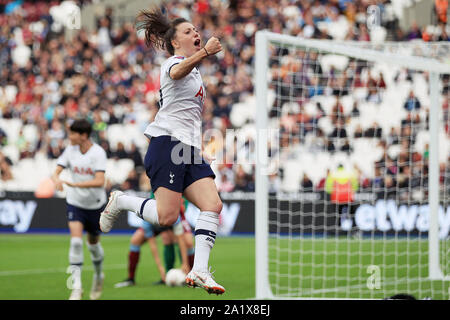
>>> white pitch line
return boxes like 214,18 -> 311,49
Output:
0,264 -> 127,277
276,277 -> 449,298
302,278 -> 424,295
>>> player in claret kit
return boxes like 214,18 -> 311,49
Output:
99,6 -> 225,295
51,119 -> 107,300
114,196 -> 195,288
114,215 -> 195,288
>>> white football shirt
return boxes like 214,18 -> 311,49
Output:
144,55 -> 205,149
56,143 -> 107,210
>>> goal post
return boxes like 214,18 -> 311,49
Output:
254,30 -> 450,299
255,31 -> 272,299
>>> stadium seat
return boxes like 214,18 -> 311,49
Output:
319,54 -> 349,73
0,118 -> 22,145
106,124 -> 127,150
105,159 -> 134,185
230,102 -> 249,127
1,145 -> 19,164
22,124 -> 39,148
281,160 -> 303,192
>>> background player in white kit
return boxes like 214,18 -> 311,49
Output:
99,7 -> 225,294
51,119 -> 107,300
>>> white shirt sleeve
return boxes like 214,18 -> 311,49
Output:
165,56 -> 184,79
56,147 -> 70,168
93,147 -> 107,172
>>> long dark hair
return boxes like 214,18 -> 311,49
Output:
136,7 -> 187,55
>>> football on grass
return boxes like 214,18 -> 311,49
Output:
165,268 -> 186,287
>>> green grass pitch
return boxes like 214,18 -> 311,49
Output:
0,234 -> 448,300
268,237 -> 449,299
0,234 -> 254,300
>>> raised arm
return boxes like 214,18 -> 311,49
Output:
169,37 -> 222,80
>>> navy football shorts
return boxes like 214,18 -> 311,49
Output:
144,135 -> 216,193
66,203 -> 106,236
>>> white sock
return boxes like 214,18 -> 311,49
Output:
69,237 -> 83,265
87,242 -> 104,277
68,237 -> 83,289
117,194 -> 159,225
192,211 -> 219,273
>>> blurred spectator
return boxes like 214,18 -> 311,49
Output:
350,101 -> 360,117
120,168 -> 140,191
330,98 -> 345,125
92,111 -> 107,143
442,74 -> 450,95
218,173 -> 235,193
316,168 -> 330,192
0,0 -> 449,195
0,151 -> 13,181
16,128 -> 34,159
329,123 -> 347,139
437,23 -> 449,41
47,120 -> 65,146
380,175 -> 396,200
0,127 -> 7,146
403,90 -> 421,111
326,139 -> 336,153
233,165 -> 254,192
353,164 -> 370,191
387,127 -> 400,145
406,22 -> 422,40
353,124 -> 363,138
99,139 -> 113,158
97,16 -> 113,54
268,172 -> 281,194
434,0 -> 449,25
325,164 -> 359,233
300,173 -> 313,192
47,138 -> 65,159
366,74 -> 385,104
363,122 -> 383,138
112,142 -> 129,160
128,142 -> 144,170
340,139 -> 352,154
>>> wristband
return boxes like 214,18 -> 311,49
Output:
203,47 -> 209,56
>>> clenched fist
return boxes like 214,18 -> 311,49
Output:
204,37 -> 222,56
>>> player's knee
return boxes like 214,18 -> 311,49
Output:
159,215 -> 178,226
131,228 -> 145,245
207,199 -> 223,214
197,197 -> 223,214
158,209 -> 179,226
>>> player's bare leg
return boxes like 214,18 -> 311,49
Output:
115,228 -> 146,288
153,187 -> 182,226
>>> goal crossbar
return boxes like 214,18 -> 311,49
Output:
256,31 -> 450,74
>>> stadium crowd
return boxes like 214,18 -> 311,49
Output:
0,0 -> 449,199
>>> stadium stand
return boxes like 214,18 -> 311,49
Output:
0,0 -> 449,199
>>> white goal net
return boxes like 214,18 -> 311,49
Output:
255,31 -> 450,299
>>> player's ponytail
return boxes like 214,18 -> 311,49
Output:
136,7 -> 187,55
